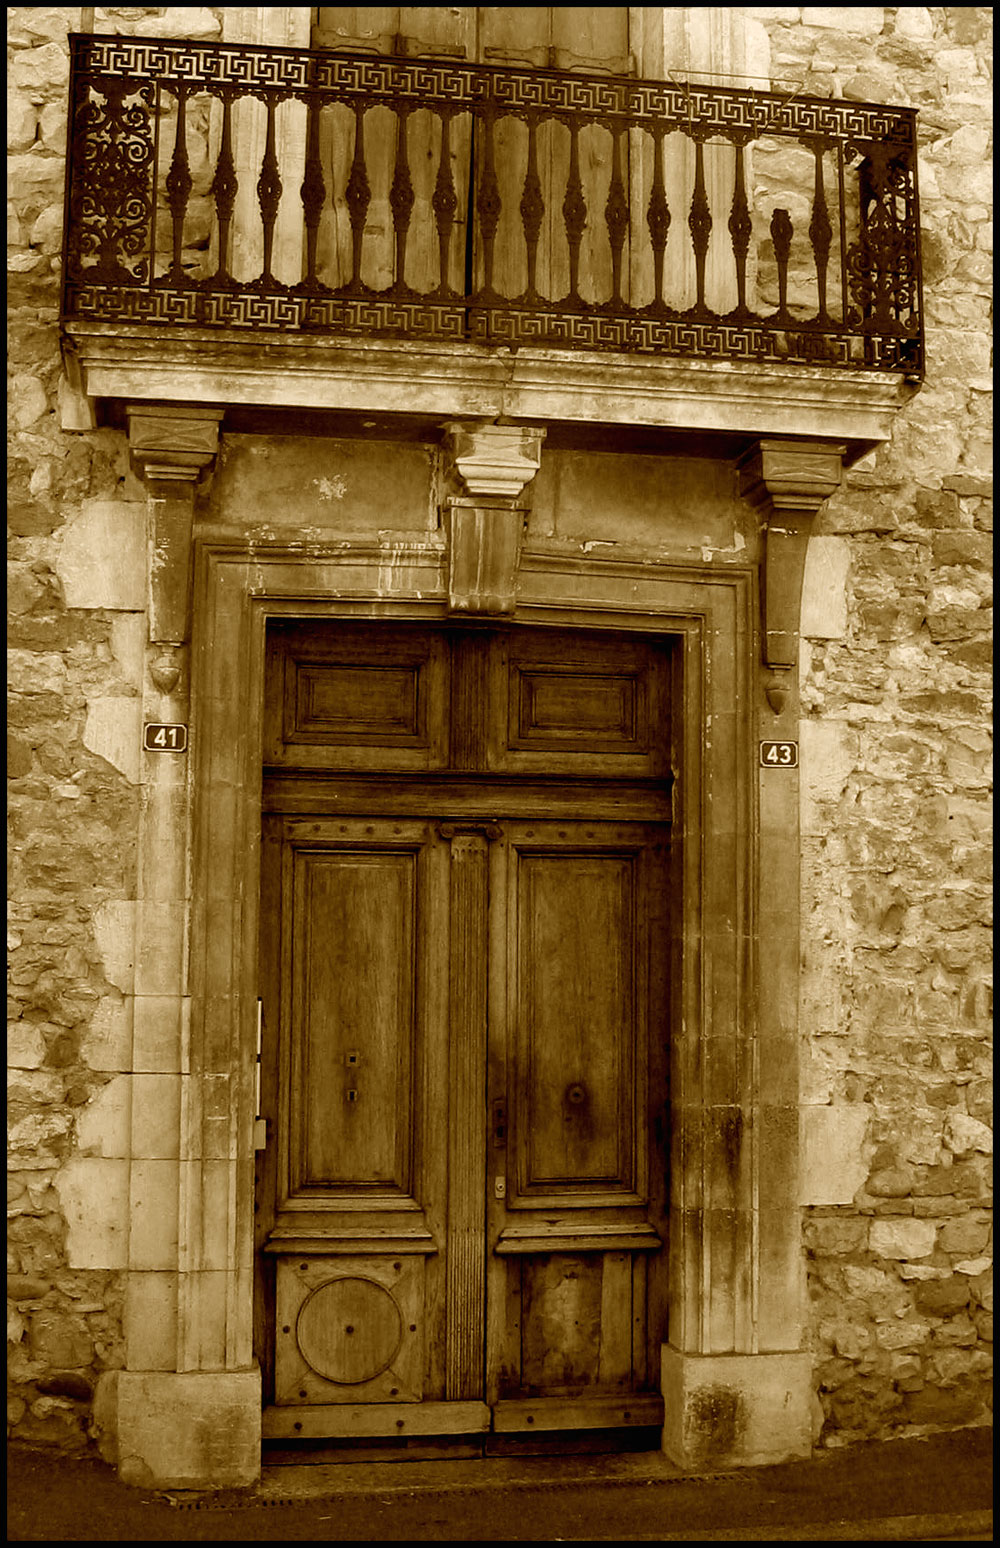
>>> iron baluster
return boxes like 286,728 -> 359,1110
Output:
687,137 -> 712,316
520,112 -> 544,303
344,101 -> 371,294
164,85 -> 193,283
604,120 -> 630,310
770,207 -> 793,323
299,92 -> 327,292
209,90 -> 239,288
645,124 -> 671,313
728,141 -> 752,318
432,109 -> 459,298
808,140 -> 833,323
389,105 -> 415,295
837,141 -> 849,336
255,94 -> 284,289
562,119 -> 587,306
475,97 -> 501,300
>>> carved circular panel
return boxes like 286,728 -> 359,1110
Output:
296,1276 -> 403,1385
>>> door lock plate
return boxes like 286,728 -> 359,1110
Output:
494,1176 -> 506,1199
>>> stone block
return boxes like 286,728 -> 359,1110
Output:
661,1347 -> 813,1469
76,1074 -> 131,1159
55,500 -> 145,612
11,373 -> 49,429
183,1269 -> 232,1368
874,1319 -> 931,1351
93,900 -> 136,994
109,615 -> 146,691
132,994 -> 186,1074
800,721 -> 858,835
128,1159 -> 180,1271
84,697 -> 142,785
54,1156 -> 129,1270
8,1022 -> 45,1069
28,1310 -> 94,1370
801,1104 -> 870,1205
137,784 -> 191,904
801,536 -> 849,639
943,1111 -> 993,1156
7,40 -> 69,91
937,1215 -> 992,1256
802,8 -> 884,36
91,1371 -> 119,1464
116,1369 -> 261,1489
894,6 -> 934,39
125,1272 -> 178,1371
134,901 -> 188,996
131,1074 -> 181,1160
81,994 -> 133,1073
804,1215 -> 868,1256
869,1218 -> 937,1260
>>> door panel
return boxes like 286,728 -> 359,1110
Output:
514,847 -> 638,1195
487,821 -> 668,1418
264,621 -> 450,772
291,845 -> 417,1191
258,814 -> 452,1431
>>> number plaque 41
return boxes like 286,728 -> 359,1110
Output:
144,723 -> 188,753
759,741 -> 798,768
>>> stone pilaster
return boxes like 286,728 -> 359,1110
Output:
442,423 -> 545,615
661,440 -> 845,1472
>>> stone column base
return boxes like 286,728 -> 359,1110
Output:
661,1346 -> 815,1470
112,1368 -> 261,1488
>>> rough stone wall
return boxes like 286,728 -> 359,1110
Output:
7,4 -> 226,1452
7,4 -> 993,1458
745,6 -> 993,1445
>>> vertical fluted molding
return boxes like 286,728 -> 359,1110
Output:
445,832 -> 489,1399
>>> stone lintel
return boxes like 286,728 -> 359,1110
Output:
127,406 -> 224,645
738,439 -> 846,671
67,327 -> 914,459
660,1347 -> 814,1470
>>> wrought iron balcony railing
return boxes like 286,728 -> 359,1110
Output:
62,34 -> 924,375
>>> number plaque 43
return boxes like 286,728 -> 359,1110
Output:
759,740 -> 798,768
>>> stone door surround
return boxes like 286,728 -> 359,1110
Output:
110,410 -> 844,1486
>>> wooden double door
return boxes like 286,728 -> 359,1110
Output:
257,622 -> 672,1449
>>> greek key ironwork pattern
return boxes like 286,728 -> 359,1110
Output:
62,33 -> 923,376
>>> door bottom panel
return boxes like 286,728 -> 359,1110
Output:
492,1394 -> 664,1432
263,1399 -> 491,1441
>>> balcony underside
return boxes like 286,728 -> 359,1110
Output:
63,322 -> 915,464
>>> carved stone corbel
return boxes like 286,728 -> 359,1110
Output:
442,423 -> 545,615
127,405 -> 224,645
738,439 -> 845,699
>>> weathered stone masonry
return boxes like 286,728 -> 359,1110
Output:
7,5 -> 992,1456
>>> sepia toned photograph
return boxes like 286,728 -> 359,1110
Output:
8,6 -> 991,1540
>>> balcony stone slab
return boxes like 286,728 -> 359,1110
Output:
63,324 -> 917,466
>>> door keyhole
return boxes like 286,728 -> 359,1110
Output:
492,1099 -> 507,1148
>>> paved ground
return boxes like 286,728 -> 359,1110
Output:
7,1426 -> 993,1542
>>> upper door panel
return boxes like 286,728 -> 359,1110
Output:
264,622 -> 450,773
264,622 -> 672,781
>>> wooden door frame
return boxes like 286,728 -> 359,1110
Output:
179,527 -> 806,1465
